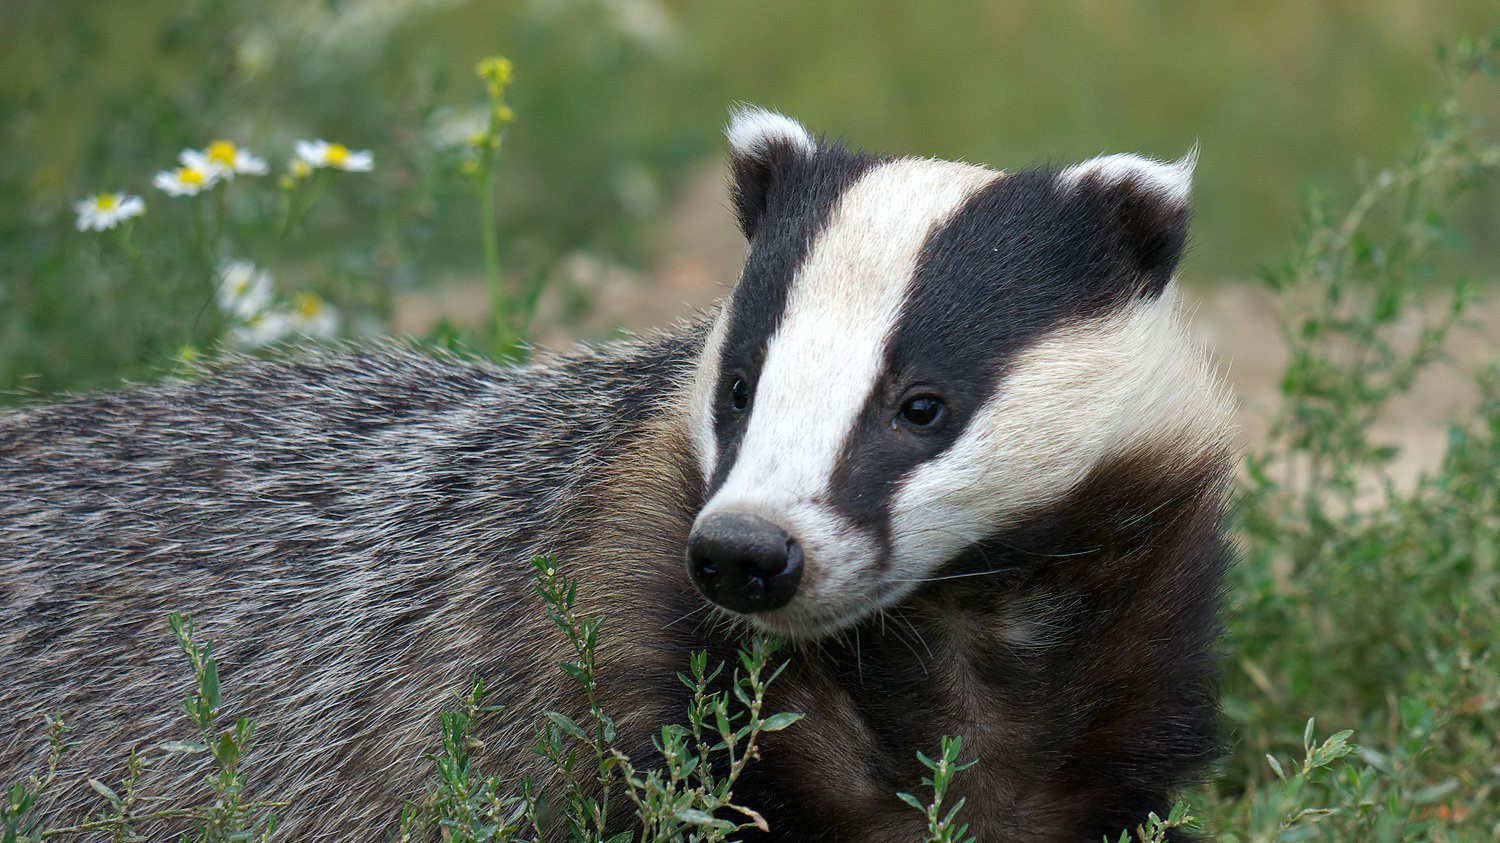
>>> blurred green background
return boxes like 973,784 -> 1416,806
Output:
2,0 -> 1498,399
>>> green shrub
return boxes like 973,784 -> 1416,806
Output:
1203,31 -> 1500,843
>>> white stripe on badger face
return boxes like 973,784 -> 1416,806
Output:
884,285 -> 1233,598
696,158 -> 999,633
690,304 -> 734,483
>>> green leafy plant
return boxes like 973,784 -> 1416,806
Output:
1110,802 -> 1201,843
397,557 -> 803,843
1,614 -> 282,842
897,736 -> 976,843
1205,30 -> 1500,843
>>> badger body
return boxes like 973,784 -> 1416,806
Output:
1,111 -> 1233,842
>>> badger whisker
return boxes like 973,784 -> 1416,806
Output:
662,603 -> 714,631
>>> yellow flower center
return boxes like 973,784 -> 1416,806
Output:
291,159 -> 313,179
325,144 -> 350,166
294,292 -> 324,317
207,140 -> 237,166
180,167 -> 206,187
95,194 -> 119,211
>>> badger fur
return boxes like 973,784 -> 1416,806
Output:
1,109 -> 1234,841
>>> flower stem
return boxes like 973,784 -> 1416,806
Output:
213,186 -> 226,256
480,164 -> 509,358
188,196 -> 213,277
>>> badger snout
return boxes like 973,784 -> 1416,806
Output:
687,512 -> 803,613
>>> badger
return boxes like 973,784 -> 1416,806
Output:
0,109 -> 1233,842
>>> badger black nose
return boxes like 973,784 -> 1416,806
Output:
688,513 -> 803,613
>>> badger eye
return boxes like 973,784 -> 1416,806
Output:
898,395 -> 945,429
728,375 -> 751,412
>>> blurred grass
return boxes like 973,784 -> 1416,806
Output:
5,0 -> 1499,273
3,2 -> 1499,401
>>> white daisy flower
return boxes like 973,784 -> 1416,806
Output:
229,292 -> 339,349
74,192 -> 145,231
286,292 -> 339,338
294,139 -> 374,172
228,311 -> 293,348
153,164 -> 219,197
216,260 -> 274,320
181,140 -> 269,180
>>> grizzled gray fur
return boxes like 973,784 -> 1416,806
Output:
1,339 -> 706,839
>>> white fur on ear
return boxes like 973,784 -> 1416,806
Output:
1060,146 -> 1197,206
726,106 -> 817,159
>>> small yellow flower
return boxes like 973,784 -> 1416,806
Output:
154,164 -> 218,197
181,140 -> 268,180
75,192 -> 145,231
295,139 -> 374,172
466,130 -> 501,154
494,104 -> 515,124
475,56 -> 513,89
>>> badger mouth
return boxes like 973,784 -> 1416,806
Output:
738,602 -> 875,640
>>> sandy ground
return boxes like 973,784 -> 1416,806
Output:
395,165 -> 1500,489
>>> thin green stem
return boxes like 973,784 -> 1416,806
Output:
113,222 -> 147,293
275,187 -> 293,239
479,164 -> 508,357
213,185 -> 226,257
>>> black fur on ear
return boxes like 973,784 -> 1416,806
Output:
1060,150 -> 1196,294
725,106 -> 817,239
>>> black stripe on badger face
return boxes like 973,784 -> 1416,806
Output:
826,163 -> 1192,549
688,109 -> 1222,638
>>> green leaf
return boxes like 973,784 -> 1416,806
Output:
675,807 -> 717,825
542,711 -> 588,743
1411,778 -> 1459,803
86,779 -> 121,806
215,731 -> 240,767
201,658 -> 220,711
1266,753 -> 1286,781
758,712 -> 802,732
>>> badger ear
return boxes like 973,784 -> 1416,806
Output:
725,106 -> 817,238
1060,148 -> 1196,292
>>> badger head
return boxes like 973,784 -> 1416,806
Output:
686,107 -> 1231,639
